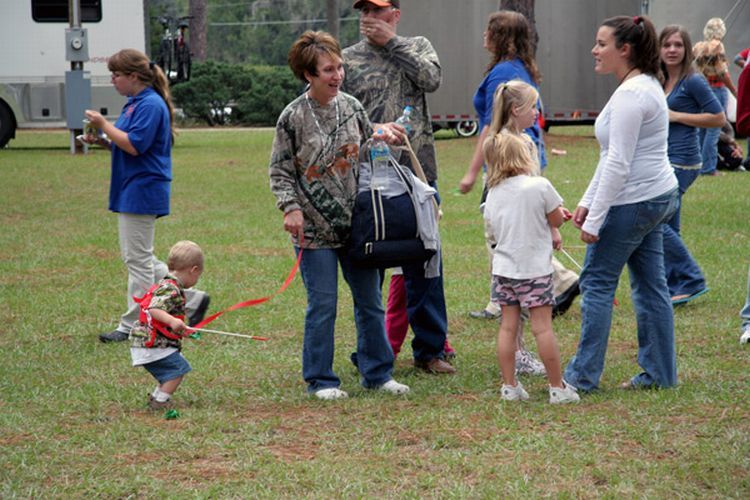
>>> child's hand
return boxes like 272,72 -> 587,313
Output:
551,227 -> 562,250
561,207 -> 573,222
169,318 -> 187,336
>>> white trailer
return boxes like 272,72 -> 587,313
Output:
397,0 -> 749,134
0,0 -> 147,147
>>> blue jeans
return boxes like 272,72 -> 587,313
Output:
741,266 -> 750,330
699,86 -> 728,175
297,247 -> 394,392
564,189 -> 679,391
663,166 -> 706,297
401,259 -> 449,362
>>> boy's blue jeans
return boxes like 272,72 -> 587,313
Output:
564,189 -> 679,391
741,266 -> 750,331
297,247 -> 394,393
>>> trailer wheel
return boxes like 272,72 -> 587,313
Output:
455,120 -> 478,137
0,101 -> 16,148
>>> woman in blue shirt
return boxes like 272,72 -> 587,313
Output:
659,26 -> 724,305
84,49 -> 208,343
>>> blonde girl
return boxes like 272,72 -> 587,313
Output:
482,130 -> 579,404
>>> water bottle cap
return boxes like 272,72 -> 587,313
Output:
404,106 -> 412,113
376,129 -> 384,136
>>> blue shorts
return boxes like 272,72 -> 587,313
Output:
143,351 -> 192,384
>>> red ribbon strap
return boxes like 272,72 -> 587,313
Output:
191,250 -> 302,330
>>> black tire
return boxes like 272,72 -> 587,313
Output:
0,101 -> 16,148
455,120 -> 478,137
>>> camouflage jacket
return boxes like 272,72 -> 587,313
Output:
269,92 -> 371,248
129,274 -> 186,350
342,35 -> 441,183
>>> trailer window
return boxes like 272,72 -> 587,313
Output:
32,0 -> 102,23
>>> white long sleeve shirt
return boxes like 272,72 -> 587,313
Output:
580,74 -> 677,236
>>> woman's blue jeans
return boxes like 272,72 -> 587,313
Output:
662,166 -> 706,297
699,86 -> 728,175
564,189 -> 679,391
297,247 -> 394,392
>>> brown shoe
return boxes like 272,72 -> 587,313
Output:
414,357 -> 456,374
147,395 -> 174,410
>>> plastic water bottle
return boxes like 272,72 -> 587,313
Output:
395,105 -> 413,137
370,129 -> 390,190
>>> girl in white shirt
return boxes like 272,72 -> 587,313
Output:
564,15 -> 679,393
484,130 -> 579,404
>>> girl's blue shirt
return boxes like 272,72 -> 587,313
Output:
109,86 -> 172,216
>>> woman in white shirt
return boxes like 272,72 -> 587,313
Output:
564,15 -> 679,393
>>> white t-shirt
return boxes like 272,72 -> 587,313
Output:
484,175 -> 563,279
580,74 -> 678,236
131,347 -> 177,366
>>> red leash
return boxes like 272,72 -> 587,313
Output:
191,249 -> 302,330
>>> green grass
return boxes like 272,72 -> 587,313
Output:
1,127 -> 748,497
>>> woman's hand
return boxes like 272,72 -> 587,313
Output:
580,230 -> 599,244
283,209 -> 304,242
458,171 -> 477,194
571,206 -> 588,229
85,109 -> 106,128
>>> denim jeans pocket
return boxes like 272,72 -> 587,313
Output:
632,190 -> 678,234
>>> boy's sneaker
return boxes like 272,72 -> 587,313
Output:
377,379 -> 410,395
313,388 -> 348,401
188,293 -> 211,327
549,381 -> 580,404
515,350 -> 546,376
740,327 -> 750,344
501,381 -> 529,401
147,395 -> 174,410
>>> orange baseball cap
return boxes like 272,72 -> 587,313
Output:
353,0 -> 400,9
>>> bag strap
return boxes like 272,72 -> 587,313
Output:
394,136 -> 439,216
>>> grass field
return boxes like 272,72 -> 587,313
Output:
1,127 -> 748,497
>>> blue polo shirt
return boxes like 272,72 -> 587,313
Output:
109,87 -> 172,216
666,73 -> 723,166
473,58 -> 546,168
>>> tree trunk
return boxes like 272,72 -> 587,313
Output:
189,0 -> 208,61
499,0 -> 537,55
327,0 -> 339,40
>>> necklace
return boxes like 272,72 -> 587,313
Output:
305,93 -> 340,162
619,66 -> 638,85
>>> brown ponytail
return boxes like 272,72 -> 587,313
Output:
108,48 -> 176,143
601,15 -> 660,77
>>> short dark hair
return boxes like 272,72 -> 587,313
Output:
601,15 -> 660,76
287,31 -> 342,83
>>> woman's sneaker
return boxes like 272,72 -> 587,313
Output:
501,381 -> 529,401
313,388 -> 348,401
549,381 -> 580,404
377,379 -> 410,395
515,350 -> 546,376
740,327 -> 750,344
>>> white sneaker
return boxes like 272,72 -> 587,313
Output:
515,350 -> 546,376
313,388 -> 348,400
549,381 -> 580,404
740,327 -> 750,345
501,381 -> 529,401
377,379 -> 410,395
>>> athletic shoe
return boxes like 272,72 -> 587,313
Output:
313,388 -> 348,401
468,309 -> 501,320
549,381 -> 580,404
515,350 -> 546,376
188,293 -> 211,326
501,381 -> 529,401
740,327 -> 750,345
377,379 -> 410,395
147,395 -> 174,410
99,329 -> 129,343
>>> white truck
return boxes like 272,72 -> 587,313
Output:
0,0 -> 146,147
398,0 -> 750,134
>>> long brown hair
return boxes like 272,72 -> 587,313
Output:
659,25 -> 695,84
485,10 -> 541,84
108,48 -> 175,142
